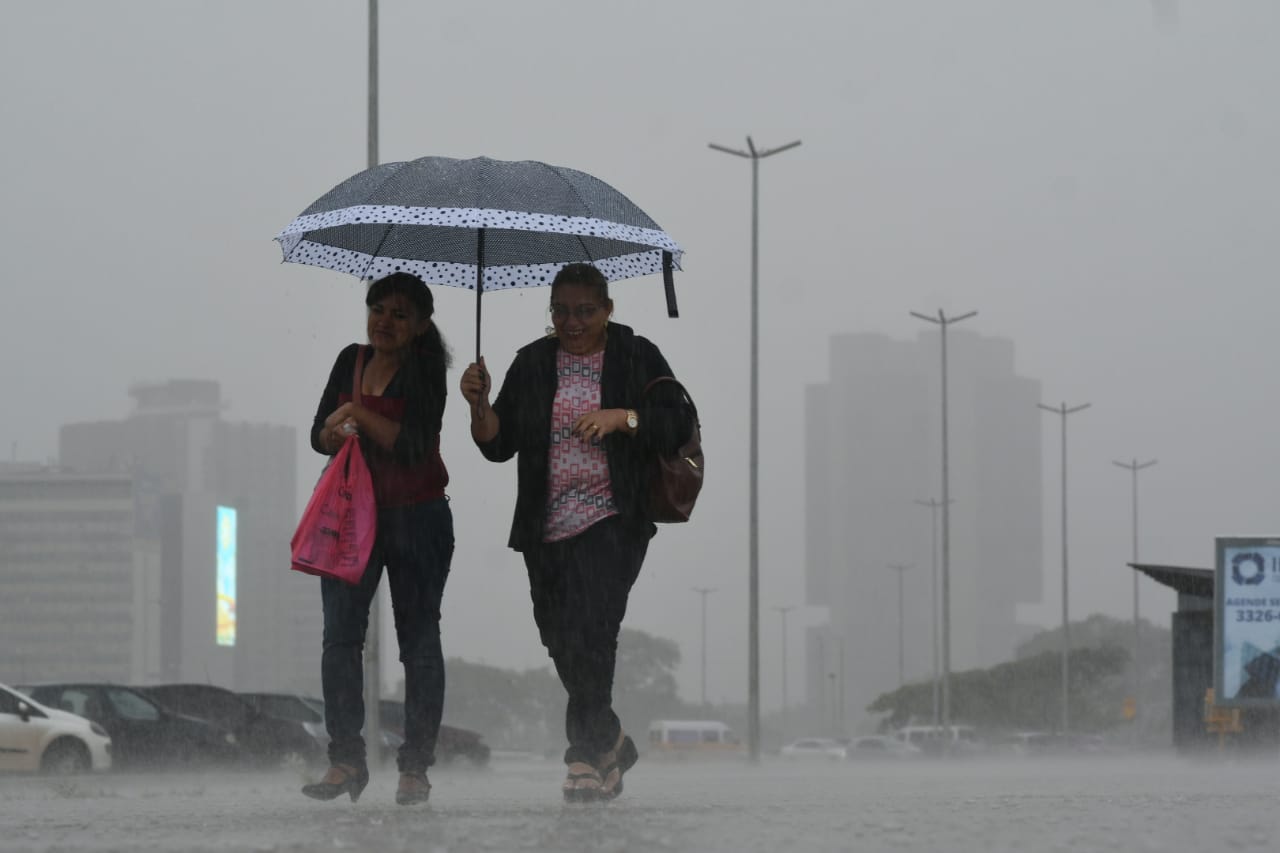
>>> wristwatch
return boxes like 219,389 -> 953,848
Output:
625,409 -> 639,431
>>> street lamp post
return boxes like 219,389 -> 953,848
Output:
888,564 -> 912,689
1114,457 -> 1156,729
772,605 -> 795,743
709,135 -> 801,763
909,309 -> 977,731
692,587 -> 716,707
1038,400 -> 1091,734
914,498 -> 949,728
363,0 -> 382,767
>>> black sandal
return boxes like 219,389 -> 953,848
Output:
597,733 -> 639,800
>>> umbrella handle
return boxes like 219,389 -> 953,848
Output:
475,228 -> 486,421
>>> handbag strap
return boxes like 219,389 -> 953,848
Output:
352,346 -> 366,406
642,376 -> 699,424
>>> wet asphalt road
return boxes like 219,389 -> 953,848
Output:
2,753 -> 1278,852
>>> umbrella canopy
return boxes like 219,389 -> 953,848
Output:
276,156 -> 683,358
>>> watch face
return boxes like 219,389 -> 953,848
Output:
627,412 -> 638,429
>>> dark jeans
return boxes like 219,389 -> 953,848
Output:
523,515 -> 648,765
321,497 -> 453,773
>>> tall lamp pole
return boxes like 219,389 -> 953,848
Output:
1038,400 -> 1091,734
909,309 -> 977,731
914,498 -> 949,728
692,587 -> 716,707
1114,457 -> 1156,728
772,605 -> 795,743
363,0 -> 382,767
710,135 -> 801,762
888,564 -> 912,689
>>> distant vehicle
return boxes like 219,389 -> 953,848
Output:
998,731 -> 1107,757
239,693 -> 480,766
894,725 -> 984,756
238,692 -> 327,754
138,684 -> 321,769
377,700 -> 491,767
0,681 -> 111,773
844,735 -> 921,760
648,720 -> 742,754
780,737 -> 848,760
17,683 -> 239,769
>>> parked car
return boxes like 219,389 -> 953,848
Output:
780,737 -> 848,760
844,735 -> 921,760
894,725 -> 985,756
17,683 -> 240,769
239,692 -> 413,765
378,699 -> 491,766
0,681 -> 111,773
238,692 -> 327,753
138,684 -> 322,769
997,731 -> 1107,757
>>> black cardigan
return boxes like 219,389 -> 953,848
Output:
310,342 -> 447,465
477,323 -> 695,551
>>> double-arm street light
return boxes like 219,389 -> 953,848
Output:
692,587 -> 717,707
1038,401 -> 1091,733
914,497 -> 951,728
710,136 -> 801,762
1114,457 -> 1157,725
772,605 -> 795,743
909,309 -> 977,731
888,564 -> 912,689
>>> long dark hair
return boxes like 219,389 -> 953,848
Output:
365,274 -> 451,448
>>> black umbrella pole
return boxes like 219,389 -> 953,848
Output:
475,228 -> 486,420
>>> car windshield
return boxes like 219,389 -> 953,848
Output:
107,688 -> 160,721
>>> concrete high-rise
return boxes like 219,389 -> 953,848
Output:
0,380 -> 316,693
804,330 -> 1042,730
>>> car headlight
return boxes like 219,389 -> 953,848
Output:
90,722 -> 108,738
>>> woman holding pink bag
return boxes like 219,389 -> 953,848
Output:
302,272 -> 454,807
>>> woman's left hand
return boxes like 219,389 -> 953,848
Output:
572,409 -> 630,441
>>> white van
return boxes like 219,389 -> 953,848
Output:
648,720 -> 742,753
894,724 -> 981,754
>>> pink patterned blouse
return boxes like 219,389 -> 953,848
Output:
543,348 -> 618,542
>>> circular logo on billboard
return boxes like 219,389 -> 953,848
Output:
1232,552 -> 1267,586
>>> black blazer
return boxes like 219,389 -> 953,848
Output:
478,323 -> 695,551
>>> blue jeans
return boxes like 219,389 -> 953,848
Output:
321,497 -> 453,773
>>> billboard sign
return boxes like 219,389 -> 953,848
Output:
1215,537 -> 1280,706
215,505 -> 237,647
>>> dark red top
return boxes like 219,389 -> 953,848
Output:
313,343 -> 449,509
336,390 -> 448,507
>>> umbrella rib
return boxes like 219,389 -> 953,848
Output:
540,162 -> 601,266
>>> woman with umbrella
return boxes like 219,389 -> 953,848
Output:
302,272 -> 454,806
459,262 -> 695,801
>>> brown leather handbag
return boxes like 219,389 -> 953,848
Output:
642,377 -> 704,523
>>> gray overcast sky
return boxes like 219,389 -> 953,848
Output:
3,1 -> 1276,707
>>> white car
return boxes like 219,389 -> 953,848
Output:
0,682 -> 112,773
780,737 -> 847,760
844,735 -> 922,759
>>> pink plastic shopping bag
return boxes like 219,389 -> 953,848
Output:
290,436 -> 377,585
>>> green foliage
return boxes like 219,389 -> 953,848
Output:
437,627 -> 687,752
867,646 -> 1129,733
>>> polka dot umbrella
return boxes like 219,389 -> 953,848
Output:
275,155 -> 684,362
